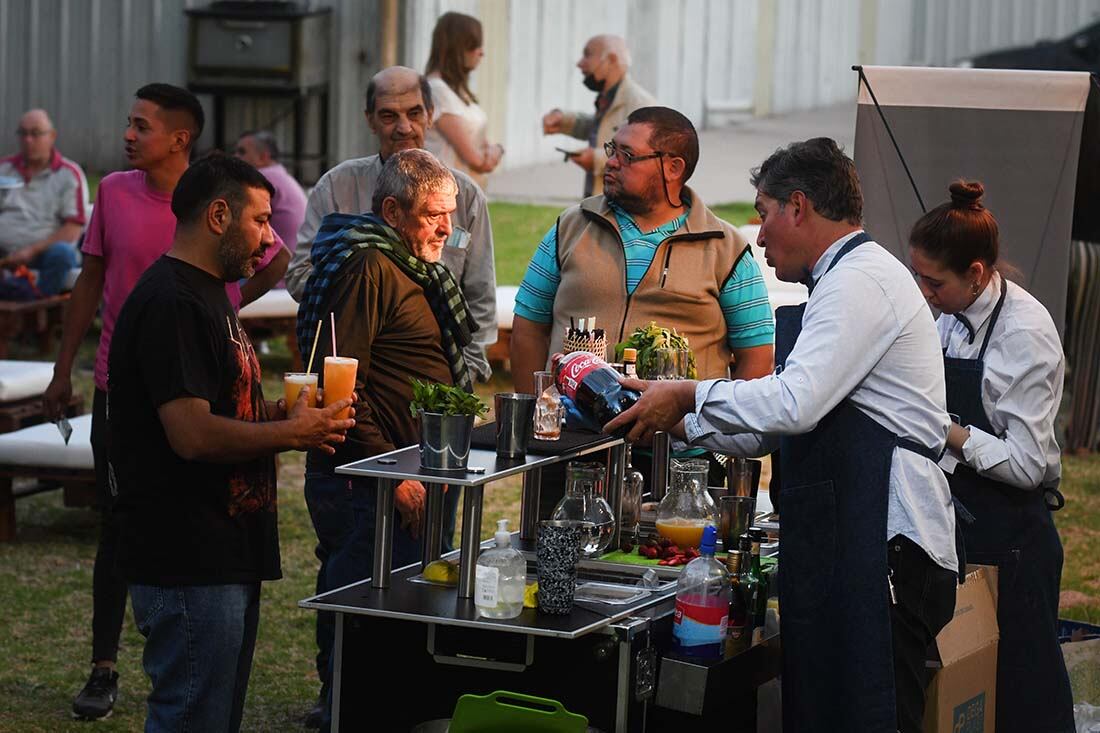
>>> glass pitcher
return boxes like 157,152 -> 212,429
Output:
655,458 -> 719,549
550,461 -> 616,558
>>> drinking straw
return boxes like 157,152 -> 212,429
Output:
330,313 -> 337,357
306,319 -> 323,374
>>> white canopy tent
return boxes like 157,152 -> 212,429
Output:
852,65 -> 1095,336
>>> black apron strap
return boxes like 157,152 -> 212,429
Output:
895,437 -> 941,462
976,280 -> 1009,361
1045,487 -> 1066,512
807,231 -> 873,294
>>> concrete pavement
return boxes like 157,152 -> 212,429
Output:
487,103 -> 856,206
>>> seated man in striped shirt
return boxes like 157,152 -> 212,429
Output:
511,106 -> 774,393
0,109 -> 87,295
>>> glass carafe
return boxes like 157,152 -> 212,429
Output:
656,458 -> 719,549
550,461 -> 616,558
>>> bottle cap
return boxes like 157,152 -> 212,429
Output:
622,348 -> 637,361
725,549 -> 743,573
700,524 -> 717,554
495,518 -> 511,547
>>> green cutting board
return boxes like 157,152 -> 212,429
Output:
599,549 -> 777,570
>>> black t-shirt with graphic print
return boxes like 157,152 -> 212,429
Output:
108,256 -> 280,586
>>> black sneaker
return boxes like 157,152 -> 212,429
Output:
303,694 -> 324,729
72,667 -> 118,720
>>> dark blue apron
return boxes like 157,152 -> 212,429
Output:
775,233 -> 930,732
944,282 -> 1074,733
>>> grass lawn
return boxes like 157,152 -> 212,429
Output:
487,200 -> 758,287
2,201 -> 1096,730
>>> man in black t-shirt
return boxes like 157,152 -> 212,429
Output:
107,153 -> 354,733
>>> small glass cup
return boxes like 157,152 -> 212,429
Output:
646,348 -> 691,380
533,370 -> 564,441
323,356 -> 358,420
284,372 -> 318,411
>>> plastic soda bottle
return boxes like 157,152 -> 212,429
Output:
671,525 -> 729,658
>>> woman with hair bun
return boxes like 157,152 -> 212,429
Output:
909,180 -> 1073,733
423,12 -> 504,189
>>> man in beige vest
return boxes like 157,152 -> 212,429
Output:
512,106 -> 775,394
542,35 -> 657,197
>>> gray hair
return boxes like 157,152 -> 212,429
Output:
749,137 -> 863,225
371,149 -> 457,215
239,129 -> 279,159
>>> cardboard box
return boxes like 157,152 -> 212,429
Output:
923,565 -> 1000,733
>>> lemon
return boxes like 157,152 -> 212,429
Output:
423,559 -> 459,586
524,582 -> 539,608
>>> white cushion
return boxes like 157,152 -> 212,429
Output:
239,289 -> 298,319
496,286 -> 518,330
737,225 -> 808,313
0,413 -> 93,470
0,360 -> 54,402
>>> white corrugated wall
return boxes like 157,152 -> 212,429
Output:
2,0 -> 1097,174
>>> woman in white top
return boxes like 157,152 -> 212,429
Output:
909,180 -> 1074,733
424,12 -> 504,189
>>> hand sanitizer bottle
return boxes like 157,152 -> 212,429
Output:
475,519 -> 526,619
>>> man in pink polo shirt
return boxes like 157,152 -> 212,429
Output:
234,130 -> 307,251
42,83 -> 287,722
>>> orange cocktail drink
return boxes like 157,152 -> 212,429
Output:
284,372 -> 318,411
655,517 -> 710,549
323,356 -> 358,420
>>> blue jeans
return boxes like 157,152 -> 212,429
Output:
31,241 -> 79,295
323,475 -> 423,591
319,473 -> 426,733
130,583 -> 261,733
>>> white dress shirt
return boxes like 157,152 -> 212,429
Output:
941,272 -> 1063,491
684,232 -> 958,572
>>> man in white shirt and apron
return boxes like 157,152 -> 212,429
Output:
606,138 -> 959,733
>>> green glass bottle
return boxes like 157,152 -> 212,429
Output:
737,533 -> 762,636
747,527 -> 769,628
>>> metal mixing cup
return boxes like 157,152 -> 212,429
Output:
494,393 -> 537,458
720,495 -> 757,550
726,457 -> 762,499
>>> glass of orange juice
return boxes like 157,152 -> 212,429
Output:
323,356 -> 358,420
284,372 -> 318,412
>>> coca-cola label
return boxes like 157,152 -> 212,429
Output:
555,352 -> 612,401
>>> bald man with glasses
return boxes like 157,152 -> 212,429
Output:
541,34 -> 657,197
0,109 -> 87,295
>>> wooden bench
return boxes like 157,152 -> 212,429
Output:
238,289 -> 302,370
0,413 -> 95,541
0,359 -> 84,432
0,294 -> 70,358
487,286 -> 517,369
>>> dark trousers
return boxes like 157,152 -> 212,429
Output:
320,475 -> 425,733
90,388 -> 128,664
888,534 -> 958,733
303,469 -> 355,695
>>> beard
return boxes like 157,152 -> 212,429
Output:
582,73 -> 604,93
605,176 -> 660,216
217,223 -> 258,281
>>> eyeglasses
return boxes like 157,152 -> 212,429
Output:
603,141 -> 665,166
16,128 -> 51,138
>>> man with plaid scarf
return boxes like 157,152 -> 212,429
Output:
298,150 -> 475,731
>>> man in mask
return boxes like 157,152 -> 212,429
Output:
541,35 -> 656,197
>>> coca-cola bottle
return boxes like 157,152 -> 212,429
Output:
552,351 -> 641,432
